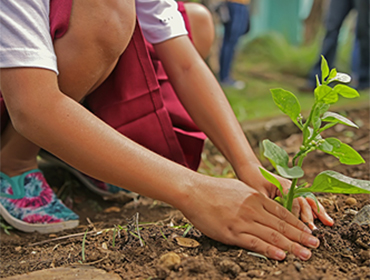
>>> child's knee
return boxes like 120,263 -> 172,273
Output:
184,3 -> 215,59
53,0 -> 136,98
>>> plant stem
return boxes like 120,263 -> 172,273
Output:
286,155 -> 306,211
302,102 -> 318,145
286,178 -> 298,211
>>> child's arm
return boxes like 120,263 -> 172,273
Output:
153,35 -> 333,228
1,67 -> 318,260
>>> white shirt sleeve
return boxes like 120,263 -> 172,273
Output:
0,0 -> 58,74
136,0 -> 188,44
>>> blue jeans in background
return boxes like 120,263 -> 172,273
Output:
219,2 -> 249,83
308,0 -> 369,90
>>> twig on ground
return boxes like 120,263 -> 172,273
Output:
81,229 -> 88,262
135,213 -> 144,247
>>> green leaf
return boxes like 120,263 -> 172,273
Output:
302,126 -> 311,143
262,140 -> 304,179
320,55 -> 330,83
259,168 -> 285,199
311,102 -> 331,131
274,196 -> 283,205
297,170 -> 370,194
327,68 -> 337,81
262,139 -> 289,169
328,72 -> 351,84
311,107 -> 322,131
319,122 -> 337,133
316,102 -> 331,115
312,115 -> 321,131
271,89 -> 301,125
317,137 -> 333,151
333,84 -> 360,99
276,165 -> 304,179
314,85 -> 338,104
319,138 -> 365,165
322,111 -> 359,128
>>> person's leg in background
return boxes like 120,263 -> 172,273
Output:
304,0 -> 354,90
219,1 -> 249,88
354,0 -> 369,90
350,37 -> 360,86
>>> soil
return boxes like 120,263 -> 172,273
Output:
1,107 -> 369,280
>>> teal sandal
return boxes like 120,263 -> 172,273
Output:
0,169 -> 79,233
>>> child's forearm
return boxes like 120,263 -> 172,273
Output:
154,36 -> 261,177
0,67 -> 198,209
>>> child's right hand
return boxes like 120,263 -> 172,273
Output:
178,176 -> 320,261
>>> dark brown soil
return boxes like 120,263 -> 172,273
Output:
1,107 -> 369,280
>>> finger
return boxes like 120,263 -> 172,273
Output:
236,225 -> 311,260
263,198 -> 312,234
298,197 -> 317,230
233,233 -> 287,261
244,222 -> 318,260
306,197 -> 334,226
258,207 -> 320,251
291,199 -> 300,218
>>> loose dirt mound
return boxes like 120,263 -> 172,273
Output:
1,108 -> 369,280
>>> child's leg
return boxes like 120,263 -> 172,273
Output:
0,123 -> 39,177
1,0 -> 135,177
182,2 -> 214,59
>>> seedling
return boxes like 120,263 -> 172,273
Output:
0,216 -> 12,235
260,56 -> 370,212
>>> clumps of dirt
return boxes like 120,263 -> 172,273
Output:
1,107 -> 369,279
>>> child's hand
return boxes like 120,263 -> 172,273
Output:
179,176 -> 319,261
237,164 -> 334,230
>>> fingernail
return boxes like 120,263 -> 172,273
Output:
309,222 -> 318,231
308,236 -> 319,248
275,250 -> 286,260
299,249 -> 311,260
325,213 -> 334,223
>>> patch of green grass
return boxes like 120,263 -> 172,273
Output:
222,32 -> 367,122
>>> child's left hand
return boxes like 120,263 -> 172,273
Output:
238,164 -> 334,230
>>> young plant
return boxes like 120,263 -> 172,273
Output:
260,55 -> 370,212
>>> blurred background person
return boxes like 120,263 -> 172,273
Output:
301,0 -> 369,92
218,0 -> 250,89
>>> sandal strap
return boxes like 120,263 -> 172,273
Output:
0,169 -> 41,199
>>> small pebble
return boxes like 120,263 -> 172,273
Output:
246,270 -> 264,278
175,237 -> 200,248
294,261 -> 303,272
345,197 -> 357,206
351,204 -> 370,226
219,259 -> 241,276
359,250 -> 370,262
158,252 -> 181,270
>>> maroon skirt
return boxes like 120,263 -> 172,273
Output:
0,1 -> 205,171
